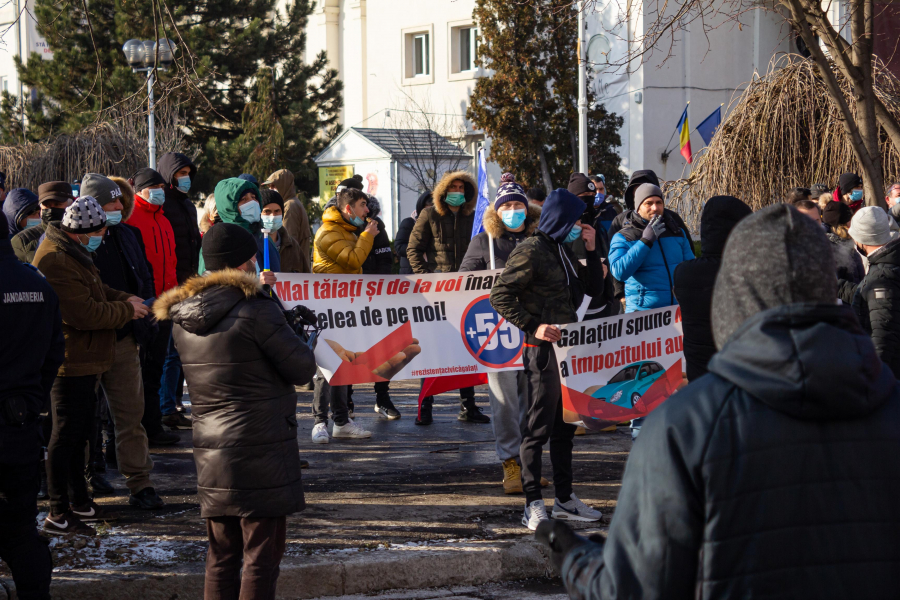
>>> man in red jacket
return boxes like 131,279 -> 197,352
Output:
126,168 -> 180,446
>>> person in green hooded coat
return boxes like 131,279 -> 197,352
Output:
199,178 -> 281,274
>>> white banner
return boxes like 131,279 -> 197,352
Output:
553,306 -> 686,430
274,271 -> 523,385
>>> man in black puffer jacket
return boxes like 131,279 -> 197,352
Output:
154,223 -> 316,599
839,206 -> 900,377
673,196 -> 751,381
541,204 -> 900,600
395,191 -> 431,274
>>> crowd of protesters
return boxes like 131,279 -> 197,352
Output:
4,155 -> 900,600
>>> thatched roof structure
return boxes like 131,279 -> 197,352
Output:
667,55 -> 900,229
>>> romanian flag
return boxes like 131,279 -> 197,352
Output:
677,104 -> 692,164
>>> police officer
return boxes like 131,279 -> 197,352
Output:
0,211 -> 64,600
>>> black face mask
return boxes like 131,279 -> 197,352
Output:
41,207 -> 66,224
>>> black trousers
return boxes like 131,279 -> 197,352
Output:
141,320 -> 171,437
520,343 -> 576,504
0,460 -> 52,600
47,374 -> 99,515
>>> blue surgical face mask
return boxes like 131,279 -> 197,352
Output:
565,224 -> 582,244
176,175 -> 191,194
261,215 -> 282,231
501,208 -> 527,230
349,214 -> 365,227
145,188 -> 165,205
105,211 -> 122,226
445,192 -> 466,207
239,201 -> 261,224
25,218 -> 41,229
851,189 -> 863,202
81,234 -> 103,253
253,258 -> 260,276
594,192 -> 606,207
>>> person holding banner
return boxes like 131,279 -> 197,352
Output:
460,175 -> 544,493
408,170 -> 490,425
310,188 -> 378,442
154,223 -> 316,600
542,203 -> 900,600
491,188 -> 607,530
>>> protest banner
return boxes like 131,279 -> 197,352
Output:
552,305 -> 686,431
274,271 -> 523,385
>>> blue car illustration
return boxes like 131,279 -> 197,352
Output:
590,361 -> 665,408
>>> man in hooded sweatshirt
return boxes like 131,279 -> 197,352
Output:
153,223 -> 316,600
673,196 -> 752,381
11,182 -> 74,264
491,188 -> 606,531
408,170 -> 490,424
262,169 -> 311,273
839,206 -> 900,377
157,152 -> 201,285
539,203 -> 900,600
2,188 -> 41,239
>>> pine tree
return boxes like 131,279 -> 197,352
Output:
4,0 -> 342,194
468,0 -> 625,195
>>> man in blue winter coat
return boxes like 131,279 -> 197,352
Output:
609,183 -> 694,312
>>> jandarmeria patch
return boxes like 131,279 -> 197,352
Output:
3,291 -> 44,303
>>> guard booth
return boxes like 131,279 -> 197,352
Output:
314,127 -> 472,240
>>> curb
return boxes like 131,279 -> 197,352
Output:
39,539 -> 553,600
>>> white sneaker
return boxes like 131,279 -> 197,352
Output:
551,493 -> 602,522
311,422 -> 330,444
522,499 -> 549,531
332,419 -> 372,439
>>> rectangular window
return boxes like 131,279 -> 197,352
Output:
413,33 -> 430,76
459,27 -> 478,72
0,77 -> 8,94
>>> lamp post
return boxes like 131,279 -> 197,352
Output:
122,39 -> 176,170
577,1 -> 588,174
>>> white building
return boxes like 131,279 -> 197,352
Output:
0,0 -> 52,119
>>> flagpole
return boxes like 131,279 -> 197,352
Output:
577,0 -> 588,173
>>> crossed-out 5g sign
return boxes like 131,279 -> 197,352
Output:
460,296 -> 523,368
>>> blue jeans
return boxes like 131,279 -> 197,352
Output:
159,332 -> 182,416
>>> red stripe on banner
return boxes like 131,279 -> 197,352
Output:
561,359 -> 683,427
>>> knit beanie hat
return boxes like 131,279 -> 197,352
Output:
634,183 -> 664,212
837,172 -> 862,195
238,173 -> 259,187
337,177 -> 364,192
38,182 -> 74,204
202,223 -> 259,271
494,173 -> 527,210
567,173 -> 596,197
61,196 -> 107,234
132,168 -> 167,192
259,188 -> 284,213
848,206 -> 894,246
823,201 -> 853,227
712,204 -> 836,349
81,174 -> 123,207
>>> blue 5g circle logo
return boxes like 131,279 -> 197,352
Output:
460,296 -> 523,368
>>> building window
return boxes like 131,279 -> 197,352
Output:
0,77 -> 8,94
413,33 -> 430,76
403,25 -> 434,85
459,27 -> 478,72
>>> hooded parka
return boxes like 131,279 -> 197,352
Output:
158,152 -> 201,283
2,188 -> 40,236
407,171 -> 477,273
154,269 -> 316,517
264,169 -> 311,273
673,196 -> 752,380
32,224 -> 134,376
313,206 -> 374,274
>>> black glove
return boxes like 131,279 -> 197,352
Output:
535,519 -> 589,573
293,305 -> 318,326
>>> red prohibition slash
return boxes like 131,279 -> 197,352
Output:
459,295 -> 523,368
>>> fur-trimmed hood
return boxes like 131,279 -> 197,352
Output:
432,170 -> 477,217
154,269 -> 263,334
109,176 -> 136,221
482,203 -> 541,239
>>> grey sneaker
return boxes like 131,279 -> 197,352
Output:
551,493 -> 602,522
522,499 -> 549,531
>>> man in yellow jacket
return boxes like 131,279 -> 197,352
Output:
311,188 -> 378,442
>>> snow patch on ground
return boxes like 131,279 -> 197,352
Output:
49,526 -> 203,571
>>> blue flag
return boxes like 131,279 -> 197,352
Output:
471,147 -> 490,238
696,105 -> 722,146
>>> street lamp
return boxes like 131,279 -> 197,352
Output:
122,38 -> 177,170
